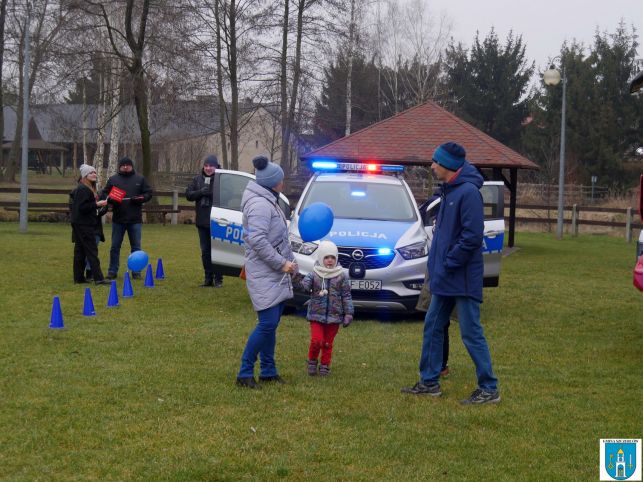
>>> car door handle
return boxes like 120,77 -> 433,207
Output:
213,217 -> 231,226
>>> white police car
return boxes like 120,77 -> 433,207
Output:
288,161 -> 505,312
208,163 -> 505,313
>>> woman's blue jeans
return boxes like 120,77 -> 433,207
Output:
238,302 -> 285,379
419,294 -> 498,391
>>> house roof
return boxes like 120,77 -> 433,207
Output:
2,139 -> 67,151
301,101 -> 539,170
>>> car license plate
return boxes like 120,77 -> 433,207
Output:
350,280 -> 382,290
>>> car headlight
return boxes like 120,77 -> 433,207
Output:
397,241 -> 428,260
289,234 -> 318,255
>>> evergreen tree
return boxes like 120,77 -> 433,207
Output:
443,29 -> 534,150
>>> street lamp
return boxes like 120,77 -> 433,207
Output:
543,62 -> 567,240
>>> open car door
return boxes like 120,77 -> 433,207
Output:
419,181 -> 505,287
209,169 -> 290,276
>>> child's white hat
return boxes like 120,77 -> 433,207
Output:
316,240 -> 338,266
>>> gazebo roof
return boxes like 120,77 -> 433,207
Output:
302,101 -> 539,170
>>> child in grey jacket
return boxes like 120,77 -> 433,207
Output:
293,240 -> 354,376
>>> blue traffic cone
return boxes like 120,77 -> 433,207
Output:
107,280 -> 119,307
83,287 -> 96,316
144,264 -> 154,288
122,271 -> 134,298
155,258 -> 165,279
50,296 -> 64,329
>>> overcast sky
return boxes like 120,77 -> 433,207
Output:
428,0 -> 642,71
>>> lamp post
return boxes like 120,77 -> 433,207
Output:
543,62 -> 567,240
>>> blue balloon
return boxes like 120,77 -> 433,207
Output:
299,202 -> 334,242
127,251 -> 149,272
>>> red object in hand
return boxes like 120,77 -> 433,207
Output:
634,255 -> 643,292
109,186 -> 126,203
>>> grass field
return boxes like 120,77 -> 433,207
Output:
0,222 -> 640,481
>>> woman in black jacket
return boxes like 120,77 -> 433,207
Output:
70,164 -> 109,285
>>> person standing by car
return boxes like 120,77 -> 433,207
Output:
185,155 -> 224,287
70,164 -> 109,285
101,157 -> 153,280
236,156 -> 297,389
402,142 -> 500,404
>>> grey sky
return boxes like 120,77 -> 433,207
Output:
428,0 -> 642,70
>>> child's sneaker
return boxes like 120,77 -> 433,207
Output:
318,364 -> 330,377
307,359 -> 318,376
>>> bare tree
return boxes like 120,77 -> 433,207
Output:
344,0 -> 356,136
3,0 -> 73,181
0,0 -> 8,176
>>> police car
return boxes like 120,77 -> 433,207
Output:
209,163 -> 505,312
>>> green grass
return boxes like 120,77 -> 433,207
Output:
0,223 -> 640,481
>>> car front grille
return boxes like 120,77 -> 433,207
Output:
337,247 -> 395,269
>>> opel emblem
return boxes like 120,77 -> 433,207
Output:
352,249 -> 364,261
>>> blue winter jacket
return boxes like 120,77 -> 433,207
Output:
428,161 -> 485,302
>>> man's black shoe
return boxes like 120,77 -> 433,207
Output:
106,272 -> 117,280
213,280 -> 223,288
131,272 -> 141,280
236,377 -> 261,389
201,279 -> 214,287
85,270 -> 93,281
259,375 -> 285,384
94,279 -> 110,285
401,382 -> 442,396
460,388 -> 501,405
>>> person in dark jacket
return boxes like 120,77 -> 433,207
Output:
416,185 -> 451,378
70,164 -> 109,285
185,155 -> 223,287
101,157 -> 153,279
402,142 -> 500,405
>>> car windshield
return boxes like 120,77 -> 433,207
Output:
300,181 -> 417,222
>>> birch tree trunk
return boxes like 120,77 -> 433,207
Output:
279,0 -> 289,169
227,0 -> 239,171
214,0 -> 228,169
345,0 -> 356,136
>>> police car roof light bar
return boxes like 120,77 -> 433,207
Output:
311,160 -> 404,173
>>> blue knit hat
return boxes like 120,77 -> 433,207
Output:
432,142 -> 467,171
253,156 -> 284,188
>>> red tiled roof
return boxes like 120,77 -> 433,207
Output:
301,101 -> 539,170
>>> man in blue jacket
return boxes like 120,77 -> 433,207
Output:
402,142 -> 500,404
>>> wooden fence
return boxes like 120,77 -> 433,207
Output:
1,188 -> 641,241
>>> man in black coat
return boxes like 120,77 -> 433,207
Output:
186,155 -> 223,287
101,157 -> 153,279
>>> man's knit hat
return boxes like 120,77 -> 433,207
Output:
203,155 -> 220,167
432,142 -> 467,171
79,164 -> 96,178
118,157 -> 134,169
253,155 -> 284,188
